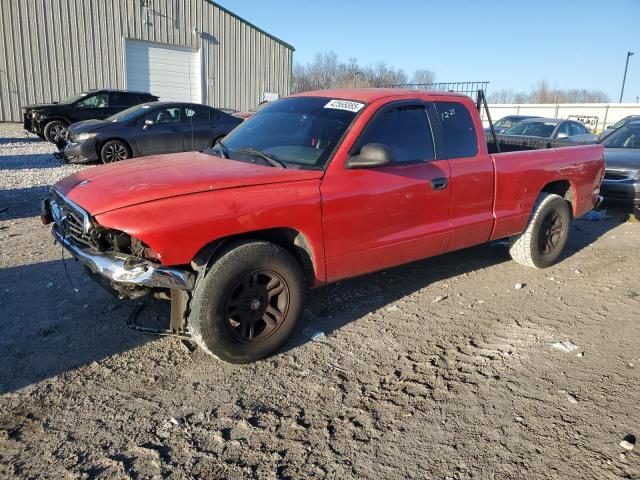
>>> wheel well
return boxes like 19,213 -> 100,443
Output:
211,134 -> 226,147
541,180 -> 575,213
43,117 -> 70,127
96,138 -> 133,158
192,228 -> 317,285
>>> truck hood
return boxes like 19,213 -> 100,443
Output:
604,148 -> 640,170
54,151 -> 324,215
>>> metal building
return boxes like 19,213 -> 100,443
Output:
0,0 -> 294,121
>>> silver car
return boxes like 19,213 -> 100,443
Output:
502,117 -> 597,143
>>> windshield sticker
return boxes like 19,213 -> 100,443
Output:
324,99 -> 365,112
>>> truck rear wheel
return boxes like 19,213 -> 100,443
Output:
188,240 -> 305,364
509,193 -> 571,268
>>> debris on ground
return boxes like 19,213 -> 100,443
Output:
620,435 -> 636,451
302,327 -> 325,342
551,341 -> 579,353
432,295 -> 448,303
514,283 -> 525,290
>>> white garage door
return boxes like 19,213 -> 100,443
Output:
125,39 -> 202,103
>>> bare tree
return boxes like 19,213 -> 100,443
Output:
410,69 -> 436,86
487,81 -> 610,104
292,52 -> 429,93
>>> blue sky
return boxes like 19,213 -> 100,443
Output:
217,0 -> 640,102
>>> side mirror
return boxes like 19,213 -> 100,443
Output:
143,119 -> 154,129
347,143 -> 393,169
556,132 -> 569,139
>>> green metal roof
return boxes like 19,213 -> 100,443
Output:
208,1 -> 295,51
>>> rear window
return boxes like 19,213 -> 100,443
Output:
435,102 -> 477,158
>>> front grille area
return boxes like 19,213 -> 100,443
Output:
52,193 -> 97,249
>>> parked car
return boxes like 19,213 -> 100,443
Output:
598,115 -> 640,140
501,117 -> 597,143
484,115 -> 540,136
23,89 -> 158,143
59,102 -> 243,164
42,89 -> 604,363
599,120 -> 640,214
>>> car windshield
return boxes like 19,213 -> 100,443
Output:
108,104 -> 150,123
611,117 -> 639,130
57,93 -> 90,105
204,97 -> 362,169
602,124 -> 640,149
504,121 -> 557,137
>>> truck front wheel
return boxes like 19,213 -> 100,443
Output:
509,193 -> 571,268
188,240 -> 305,363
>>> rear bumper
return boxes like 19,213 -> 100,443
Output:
600,179 -> 640,207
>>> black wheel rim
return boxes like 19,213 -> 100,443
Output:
104,143 -> 128,162
51,124 -> 66,142
225,270 -> 289,342
539,210 -> 563,255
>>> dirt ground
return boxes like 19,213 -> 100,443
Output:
1,123 -> 639,479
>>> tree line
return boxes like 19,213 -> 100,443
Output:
292,53 -> 609,104
487,81 -> 610,103
292,52 -> 435,92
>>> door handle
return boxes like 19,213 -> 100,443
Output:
431,177 -> 448,190
171,128 -> 182,132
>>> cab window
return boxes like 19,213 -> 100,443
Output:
354,104 -> 435,163
434,101 -> 477,158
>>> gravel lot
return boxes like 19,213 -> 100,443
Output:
1,122 -> 639,479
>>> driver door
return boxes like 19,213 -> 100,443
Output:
320,101 -> 452,281
135,106 -> 185,156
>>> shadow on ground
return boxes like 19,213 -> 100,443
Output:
0,152 -> 60,171
0,186 -> 51,220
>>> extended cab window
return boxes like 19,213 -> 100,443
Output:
355,105 -> 435,163
435,101 -> 477,158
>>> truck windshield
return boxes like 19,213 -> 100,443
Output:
504,121 -> 556,138
204,97 -> 362,169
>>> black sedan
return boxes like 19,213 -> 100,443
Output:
59,102 -> 243,164
600,120 -> 640,216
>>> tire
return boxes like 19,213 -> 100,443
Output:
509,193 -> 572,268
43,120 -> 68,143
100,140 -> 130,163
634,206 -> 640,222
188,240 -> 305,364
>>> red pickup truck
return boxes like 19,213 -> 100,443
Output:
43,89 -> 604,363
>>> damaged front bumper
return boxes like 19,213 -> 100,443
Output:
45,193 -> 195,296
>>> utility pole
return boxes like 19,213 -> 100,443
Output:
619,51 -> 634,103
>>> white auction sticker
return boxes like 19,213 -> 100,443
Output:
324,99 -> 365,112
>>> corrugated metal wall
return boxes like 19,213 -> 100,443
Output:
0,0 -> 293,121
